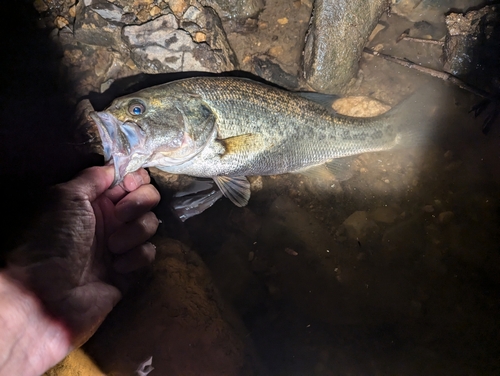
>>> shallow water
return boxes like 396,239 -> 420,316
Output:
154,2 -> 500,374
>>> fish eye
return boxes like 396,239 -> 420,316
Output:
128,101 -> 146,116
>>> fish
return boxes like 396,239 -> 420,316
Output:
90,76 -> 421,214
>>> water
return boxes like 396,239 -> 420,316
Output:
160,2 -> 500,374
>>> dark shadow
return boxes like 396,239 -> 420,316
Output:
0,1 -> 99,257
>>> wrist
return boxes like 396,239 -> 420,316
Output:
0,271 -> 72,376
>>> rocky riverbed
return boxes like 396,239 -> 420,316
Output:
1,0 -> 499,374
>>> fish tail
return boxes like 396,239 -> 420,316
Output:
386,86 -> 444,149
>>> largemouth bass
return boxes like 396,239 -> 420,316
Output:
90,77 -> 418,209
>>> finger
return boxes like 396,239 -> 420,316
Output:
121,168 -> 151,192
115,184 -> 161,223
112,242 -> 156,274
104,168 -> 150,204
60,165 -> 115,202
108,212 -> 159,254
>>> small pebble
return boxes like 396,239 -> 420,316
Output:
423,205 -> 434,213
277,17 -> 288,25
284,247 -> 298,256
193,31 -> 206,43
54,16 -> 69,29
150,6 -> 161,17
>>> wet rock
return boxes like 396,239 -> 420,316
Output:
83,237 -> 268,375
168,0 -> 190,17
54,15 -> 69,29
33,0 -> 77,27
122,9 -> 237,74
303,0 -> 389,94
45,348 -> 102,375
74,4 -> 123,47
73,99 -> 102,155
443,6 -> 499,81
368,207 -> 399,224
423,205 -> 434,213
33,0 -> 49,13
90,1 -> 125,23
342,211 -> 378,240
332,96 -> 391,117
179,6 -> 238,68
438,211 -> 454,225
198,0 -> 264,20
251,56 -> 300,90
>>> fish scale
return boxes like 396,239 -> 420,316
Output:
164,77 -> 398,177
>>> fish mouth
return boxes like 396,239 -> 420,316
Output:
89,111 -> 147,186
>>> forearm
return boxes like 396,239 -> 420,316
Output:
0,271 -> 71,376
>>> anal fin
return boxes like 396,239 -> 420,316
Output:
213,176 -> 251,207
324,156 -> 355,181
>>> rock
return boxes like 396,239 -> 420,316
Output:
168,0 -> 190,16
303,0 -> 389,94
150,5 -> 161,17
33,0 -> 49,13
123,9 -> 237,74
54,16 -> 69,29
74,4 -> 123,47
90,1 -> 125,23
198,0 -> 264,20
423,205 -> 434,213
83,238 -> 268,375
251,56 -> 300,90
45,348 -> 103,376
368,207 -> 399,224
179,6 -> 237,68
342,211 -> 378,240
332,96 -> 391,117
438,211 -> 454,225
443,6 -> 499,80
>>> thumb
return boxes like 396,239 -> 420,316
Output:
61,166 -> 116,202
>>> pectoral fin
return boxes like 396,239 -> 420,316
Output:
213,176 -> 251,207
220,134 -> 266,155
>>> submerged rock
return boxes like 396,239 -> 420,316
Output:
303,0 -> 389,94
82,238 -> 268,375
342,211 -> 378,240
443,5 -> 500,85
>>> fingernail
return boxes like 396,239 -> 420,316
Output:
125,171 -> 144,191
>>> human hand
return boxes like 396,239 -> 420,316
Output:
7,166 -> 160,347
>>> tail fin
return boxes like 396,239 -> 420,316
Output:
386,86 -> 446,149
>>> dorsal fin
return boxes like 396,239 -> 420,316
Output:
297,92 -> 338,115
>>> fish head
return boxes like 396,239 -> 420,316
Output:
90,86 -> 216,185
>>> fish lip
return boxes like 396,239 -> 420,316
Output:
89,111 -> 147,186
89,111 -> 117,162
